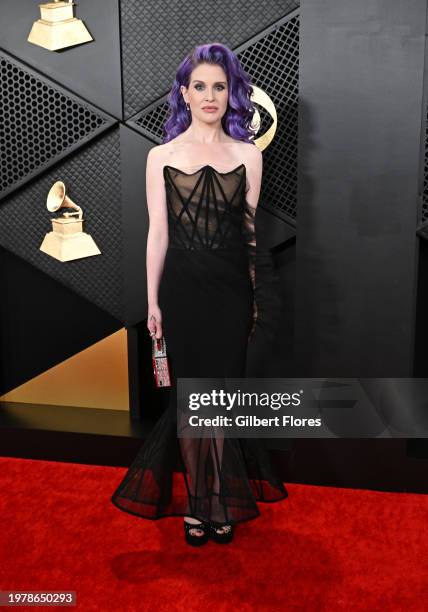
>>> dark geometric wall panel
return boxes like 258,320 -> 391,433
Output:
0,127 -> 124,321
129,12 -> 299,224
0,51 -> 115,199
238,16 -> 299,223
131,99 -> 170,142
0,0 -> 122,118
414,16 -> 428,239
422,102 -> 428,226
120,0 -> 299,118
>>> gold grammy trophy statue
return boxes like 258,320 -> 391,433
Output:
40,181 -> 101,262
28,0 -> 93,51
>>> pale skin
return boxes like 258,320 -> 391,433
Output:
145,62 -> 263,537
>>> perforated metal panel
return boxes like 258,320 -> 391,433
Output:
417,102 -> 428,238
120,0 -> 299,119
0,127 -> 124,320
422,104 -> 428,224
0,52 -> 115,200
130,11 -> 299,224
238,15 -> 299,223
132,99 -> 170,143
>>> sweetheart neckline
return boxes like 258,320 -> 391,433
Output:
163,163 -> 246,176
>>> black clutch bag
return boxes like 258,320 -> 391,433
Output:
152,335 -> 171,388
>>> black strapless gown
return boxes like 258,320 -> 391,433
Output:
111,163 -> 288,526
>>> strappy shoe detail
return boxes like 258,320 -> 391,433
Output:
209,522 -> 234,544
183,519 -> 210,546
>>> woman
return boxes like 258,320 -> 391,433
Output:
111,42 -> 288,546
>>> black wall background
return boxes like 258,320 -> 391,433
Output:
296,0 -> 426,378
1,0 -> 428,478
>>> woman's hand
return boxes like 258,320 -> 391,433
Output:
147,304 -> 163,339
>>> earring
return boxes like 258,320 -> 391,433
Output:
186,102 -> 190,112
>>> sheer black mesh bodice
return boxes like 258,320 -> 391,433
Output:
163,163 -> 253,247
110,162 -> 288,527
164,163 -> 256,288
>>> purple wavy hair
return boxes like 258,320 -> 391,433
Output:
162,42 -> 257,144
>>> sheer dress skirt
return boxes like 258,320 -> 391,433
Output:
110,246 -> 288,526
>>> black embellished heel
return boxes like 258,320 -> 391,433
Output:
209,522 -> 234,544
183,519 -> 210,546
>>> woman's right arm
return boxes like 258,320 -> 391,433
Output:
145,147 -> 168,340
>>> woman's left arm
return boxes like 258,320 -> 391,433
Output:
242,144 -> 263,339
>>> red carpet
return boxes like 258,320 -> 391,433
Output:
0,456 -> 427,611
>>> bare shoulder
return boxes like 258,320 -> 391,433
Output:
147,142 -> 170,164
228,140 -> 262,172
238,141 -> 262,166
